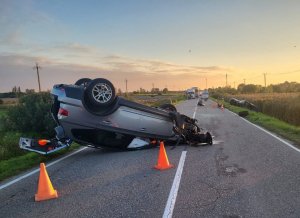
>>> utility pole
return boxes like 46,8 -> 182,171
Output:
226,73 -> 228,87
243,78 -> 246,84
263,73 -> 267,88
125,79 -> 128,94
33,63 -> 41,92
205,77 -> 207,89
234,81 -> 236,89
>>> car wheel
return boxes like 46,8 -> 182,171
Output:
159,103 -> 177,112
85,78 -> 116,108
75,78 -> 92,87
206,132 -> 213,145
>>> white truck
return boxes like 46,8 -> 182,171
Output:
186,87 -> 200,99
186,89 -> 196,99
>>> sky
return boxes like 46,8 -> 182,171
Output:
0,0 -> 300,92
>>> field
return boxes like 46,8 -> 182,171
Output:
0,98 -> 17,117
129,93 -> 186,106
0,97 -> 18,105
228,92 -> 300,126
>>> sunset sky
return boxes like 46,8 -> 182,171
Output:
1,0 -> 300,92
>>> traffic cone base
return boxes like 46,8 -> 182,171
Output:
154,142 -> 174,170
35,163 -> 58,202
35,190 -> 58,202
154,163 -> 174,170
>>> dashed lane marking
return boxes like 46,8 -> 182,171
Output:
163,102 -> 198,217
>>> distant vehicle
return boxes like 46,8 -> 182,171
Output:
191,87 -> 199,98
198,98 -> 205,106
186,88 -> 196,99
19,78 -> 213,154
201,90 -> 209,101
229,98 -> 258,111
186,87 -> 200,99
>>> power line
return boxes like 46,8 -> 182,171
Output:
33,63 -> 41,92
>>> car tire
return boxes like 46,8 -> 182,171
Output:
75,78 -> 92,87
206,132 -> 213,145
84,78 -> 116,109
159,103 -> 177,112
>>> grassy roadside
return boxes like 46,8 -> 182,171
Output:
214,98 -> 300,146
0,143 -> 80,181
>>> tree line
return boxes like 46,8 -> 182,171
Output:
211,81 -> 300,94
0,86 -> 36,98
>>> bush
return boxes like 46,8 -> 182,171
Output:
3,92 -> 56,137
0,99 -> 3,104
0,131 -> 26,160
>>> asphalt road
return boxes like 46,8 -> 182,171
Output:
1,99 -> 300,218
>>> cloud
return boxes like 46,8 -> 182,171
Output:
103,55 -> 232,77
0,53 -> 232,92
51,43 -> 96,54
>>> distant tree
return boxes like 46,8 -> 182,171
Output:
162,88 -> 168,94
12,86 -> 17,93
117,88 -> 122,95
237,84 -> 245,93
151,88 -> 159,93
239,84 -> 258,94
25,89 -> 35,94
139,88 -> 146,93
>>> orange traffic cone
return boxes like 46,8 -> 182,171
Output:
154,141 -> 174,170
35,163 -> 58,201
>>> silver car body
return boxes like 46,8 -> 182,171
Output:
51,85 -> 177,147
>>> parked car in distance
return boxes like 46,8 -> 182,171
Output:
201,90 -> 209,101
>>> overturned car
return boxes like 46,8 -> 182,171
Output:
20,78 -> 212,154
229,98 -> 258,111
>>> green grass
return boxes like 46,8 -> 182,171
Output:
214,98 -> 300,146
0,108 -> 7,117
0,143 -> 80,181
0,110 -> 7,117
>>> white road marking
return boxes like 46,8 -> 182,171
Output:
226,108 -> 300,153
0,147 -> 88,190
163,151 -> 187,218
241,117 -> 300,153
163,100 -> 195,217
192,103 -> 198,118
